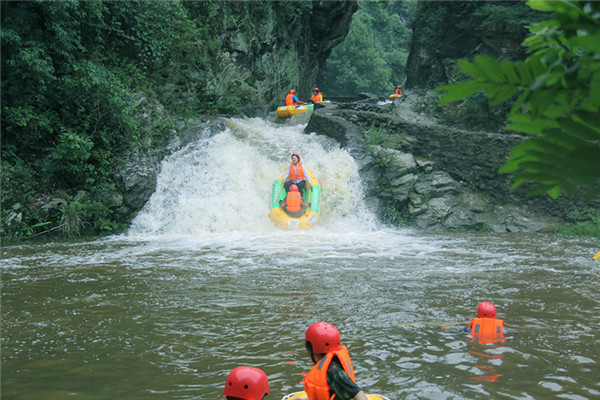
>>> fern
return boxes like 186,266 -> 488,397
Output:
437,0 -> 600,200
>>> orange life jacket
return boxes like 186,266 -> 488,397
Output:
312,93 -> 323,103
396,87 -> 402,95
288,162 -> 306,181
285,93 -> 296,106
469,318 -> 504,340
303,346 -> 356,400
285,192 -> 303,212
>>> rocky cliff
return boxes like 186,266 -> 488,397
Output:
304,94 -> 594,232
405,1 -> 540,89
206,0 -> 358,107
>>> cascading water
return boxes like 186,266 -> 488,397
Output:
128,118 -> 379,236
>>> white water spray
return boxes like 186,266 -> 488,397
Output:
129,118 -> 379,236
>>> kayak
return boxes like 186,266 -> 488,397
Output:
277,104 -> 314,118
268,168 -> 321,230
389,94 -> 402,100
282,391 -> 390,400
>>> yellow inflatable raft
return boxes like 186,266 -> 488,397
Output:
268,169 -> 321,230
282,391 -> 390,400
389,94 -> 402,100
277,104 -> 314,118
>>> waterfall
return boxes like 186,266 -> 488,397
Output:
128,118 -> 379,236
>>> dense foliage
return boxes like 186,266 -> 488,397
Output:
317,0 -> 412,96
438,0 -> 600,200
1,0 -> 312,243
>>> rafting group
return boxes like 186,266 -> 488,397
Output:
223,301 -> 505,400
277,85 -> 404,118
276,88 -> 326,118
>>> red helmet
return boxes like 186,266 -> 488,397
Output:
290,184 -> 299,192
305,322 -> 341,353
291,153 -> 300,162
289,89 -> 296,94
223,366 -> 269,400
313,87 -> 319,92
477,302 -> 497,319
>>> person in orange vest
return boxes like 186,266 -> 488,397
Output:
223,366 -> 270,400
282,153 -> 312,194
466,301 -> 505,343
311,87 -> 323,103
279,184 -> 308,217
297,322 -> 368,400
285,89 -> 306,107
395,86 -> 402,96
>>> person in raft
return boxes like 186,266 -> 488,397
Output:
311,87 -> 323,103
465,301 -> 505,343
395,86 -> 402,96
285,89 -> 306,107
223,366 -> 270,400
279,184 -> 309,217
298,322 -> 368,400
282,153 -> 312,194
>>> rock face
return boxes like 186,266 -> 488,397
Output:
305,95 -> 592,232
405,1 -> 537,88
209,0 -> 358,106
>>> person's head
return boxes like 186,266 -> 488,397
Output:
223,366 -> 270,400
290,184 -> 299,192
477,302 -> 497,319
305,322 -> 341,364
289,89 -> 296,94
313,87 -> 320,93
291,153 -> 300,163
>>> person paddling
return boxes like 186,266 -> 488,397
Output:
311,88 -> 323,103
223,366 -> 270,400
285,89 -> 306,107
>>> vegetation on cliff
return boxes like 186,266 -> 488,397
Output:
1,0 -> 322,243
438,0 -> 600,201
317,0 -> 412,96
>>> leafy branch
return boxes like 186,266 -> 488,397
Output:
437,0 -> 600,200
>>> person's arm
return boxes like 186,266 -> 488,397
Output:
282,168 -> 289,182
301,166 -> 312,185
353,391 -> 368,400
327,362 -> 364,400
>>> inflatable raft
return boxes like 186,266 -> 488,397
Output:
283,391 -> 389,400
389,94 -> 402,100
277,104 -> 314,118
268,169 -> 321,230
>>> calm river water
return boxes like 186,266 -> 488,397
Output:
2,119 -> 599,399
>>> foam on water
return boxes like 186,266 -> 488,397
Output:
129,117 -> 379,236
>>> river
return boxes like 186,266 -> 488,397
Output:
2,118 -> 599,399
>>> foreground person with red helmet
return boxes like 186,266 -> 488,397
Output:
223,366 -> 270,400
299,322 -> 368,400
467,301 -> 505,342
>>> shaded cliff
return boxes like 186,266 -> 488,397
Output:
405,1 -> 543,89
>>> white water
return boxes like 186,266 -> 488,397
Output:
129,118 -> 379,237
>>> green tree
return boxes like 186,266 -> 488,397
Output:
438,0 -> 600,200
318,0 -> 411,96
